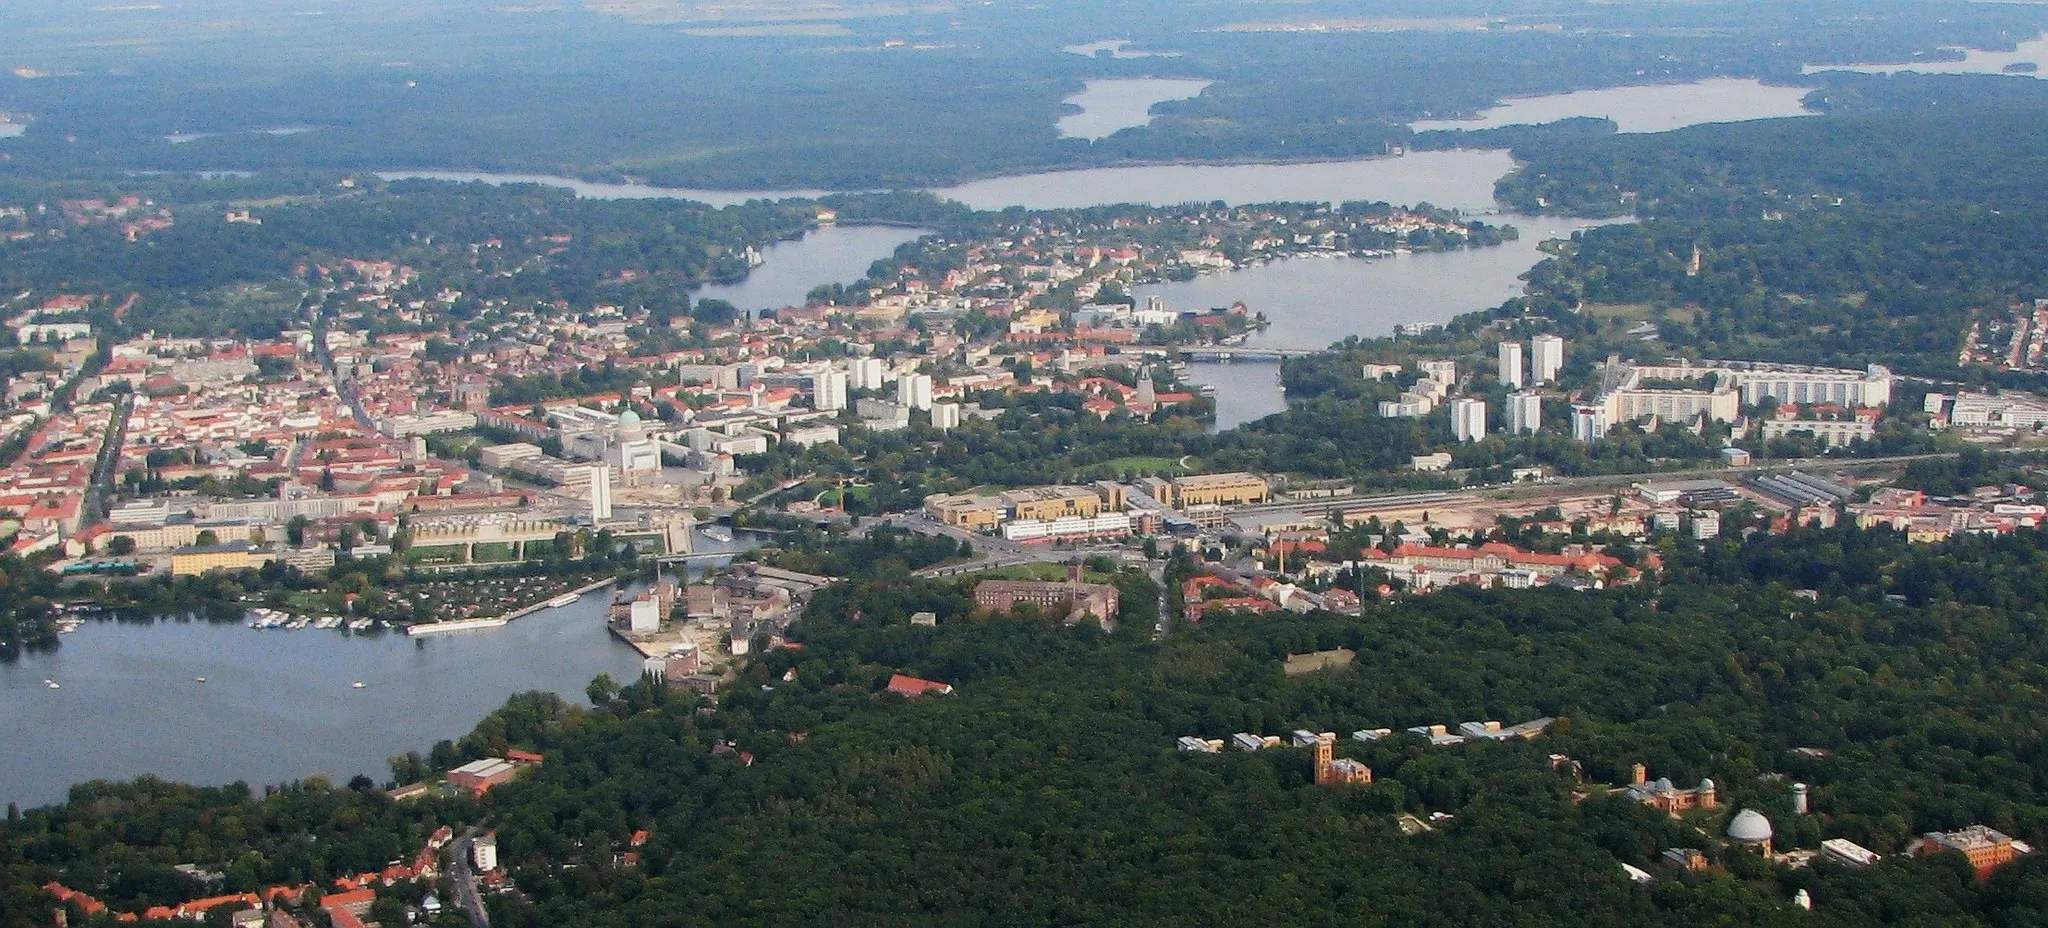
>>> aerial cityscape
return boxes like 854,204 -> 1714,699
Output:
5,0 -> 2048,925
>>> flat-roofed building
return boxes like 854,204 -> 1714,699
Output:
1608,387 -> 1740,424
170,541 -> 269,576
1760,418 -> 1876,446
924,493 -> 1008,532
447,757 -> 522,794
1168,472 -> 1269,507
1003,486 -> 1103,522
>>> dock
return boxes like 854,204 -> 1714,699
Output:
405,576 -> 619,636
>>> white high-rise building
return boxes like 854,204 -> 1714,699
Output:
1451,397 -> 1487,443
1420,359 -> 1457,383
812,370 -> 849,411
1571,403 -> 1609,445
932,402 -> 962,431
897,373 -> 934,410
849,358 -> 887,391
1508,391 -> 1543,435
589,464 -> 614,522
1531,335 -> 1565,385
1498,341 -> 1525,389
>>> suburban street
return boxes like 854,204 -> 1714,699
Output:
449,826 -> 491,928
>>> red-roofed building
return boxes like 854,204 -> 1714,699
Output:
885,673 -> 954,697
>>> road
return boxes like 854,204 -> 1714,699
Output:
449,826 -> 492,928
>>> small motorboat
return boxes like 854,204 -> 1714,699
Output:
351,681 -> 366,689
195,677 -> 207,683
45,681 -> 60,689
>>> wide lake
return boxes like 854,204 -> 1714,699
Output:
383,150 -> 1516,214
1409,78 -> 1814,134
1803,34 -> 2048,77
1057,78 -> 1212,140
1146,215 -> 1633,429
0,590 -> 644,808
694,225 -> 931,312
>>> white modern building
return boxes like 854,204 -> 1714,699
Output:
589,464 -> 614,521
1531,334 -> 1564,384
897,373 -> 934,410
932,402 -> 962,430
812,370 -> 849,412
1498,341 -> 1525,389
1451,397 -> 1487,442
848,358 -> 887,391
1572,403 -> 1609,445
1508,391 -> 1543,436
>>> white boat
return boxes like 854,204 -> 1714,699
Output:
195,677 -> 207,683
547,592 -> 581,609
45,681 -> 60,689
700,526 -> 734,544
351,681 -> 366,689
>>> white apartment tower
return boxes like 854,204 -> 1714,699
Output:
589,464 -> 614,522
1531,334 -> 1564,385
1498,341 -> 1525,389
897,373 -> 934,410
849,358 -> 887,391
1508,391 -> 1543,435
932,402 -> 962,431
1451,397 -> 1487,443
1571,403 -> 1609,445
812,370 -> 849,412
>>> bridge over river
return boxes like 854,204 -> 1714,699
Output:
1179,346 -> 1321,362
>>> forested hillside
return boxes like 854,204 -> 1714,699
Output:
19,527 -> 2048,925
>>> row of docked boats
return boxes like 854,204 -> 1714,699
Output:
246,608 -> 376,632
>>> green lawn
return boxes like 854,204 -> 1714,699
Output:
1075,456 -> 1195,480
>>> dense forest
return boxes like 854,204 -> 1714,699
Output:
22,525 -> 2048,925
0,2 -> 2042,188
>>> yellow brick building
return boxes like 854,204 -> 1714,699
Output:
1169,473 -> 1270,508
924,494 -> 1009,532
170,541 -> 270,576
1003,486 -> 1103,522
